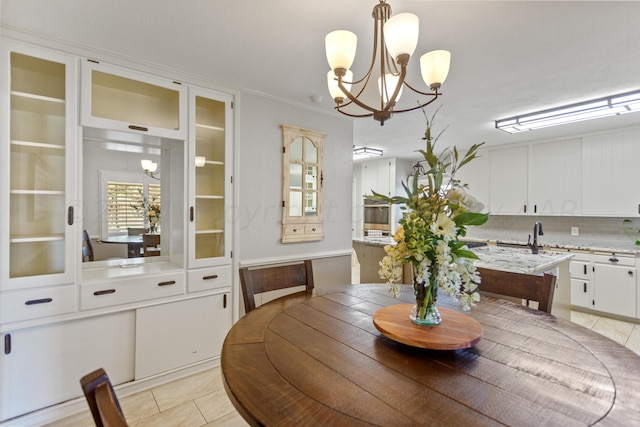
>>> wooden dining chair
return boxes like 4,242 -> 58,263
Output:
240,260 -> 314,313
476,267 -> 556,313
79,368 -> 129,427
82,230 -> 95,262
142,233 -> 161,257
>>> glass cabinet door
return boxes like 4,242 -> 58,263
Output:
188,88 -> 232,268
1,43 -> 77,288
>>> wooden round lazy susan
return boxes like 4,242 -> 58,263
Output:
373,304 -> 483,350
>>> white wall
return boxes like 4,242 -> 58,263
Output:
236,92 -> 354,270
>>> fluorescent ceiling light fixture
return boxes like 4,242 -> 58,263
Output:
495,89 -> 640,133
353,147 -> 383,159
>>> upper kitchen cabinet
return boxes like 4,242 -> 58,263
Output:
0,42 -> 78,290
453,149 -> 490,213
81,60 -> 187,140
361,159 -> 395,197
531,139 -> 582,215
582,128 -> 640,216
489,145 -> 528,214
281,125 -> 325,243
188,87 -> 233,270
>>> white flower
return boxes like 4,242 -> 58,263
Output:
447,187 -> 485,213
430,214 -> 457,240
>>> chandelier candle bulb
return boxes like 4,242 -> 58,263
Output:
383,13 -> 419,61
420,50 -> 451,89
325,30 -> 357,70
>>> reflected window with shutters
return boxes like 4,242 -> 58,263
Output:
281,125 -> 325,243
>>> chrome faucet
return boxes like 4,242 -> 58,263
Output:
527,221 -> 544,254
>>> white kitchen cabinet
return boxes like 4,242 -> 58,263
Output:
135,293 -> 230,379
582,128 -> 640,216
591,253 -> 636,317
0,41 -> 78,292
531,139 -> 582,215
0,312 -> 135,422
188,86 -> 233,268
453,148 -> 490,213
361,158 -> 395,197
569,252 -> 592,309
81,59 -> 187,140
488,145 -> 528,214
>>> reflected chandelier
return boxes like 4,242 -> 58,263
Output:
325,0 -> 451,126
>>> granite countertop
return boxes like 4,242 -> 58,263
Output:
353,237 -> 574,275
471,245 -> 574,275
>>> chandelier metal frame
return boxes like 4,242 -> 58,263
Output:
326,1 -> 449,126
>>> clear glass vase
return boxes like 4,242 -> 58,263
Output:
410,303 -> 441,326
411,265 -> 441,326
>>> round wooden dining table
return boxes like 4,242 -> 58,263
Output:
221,284 -> 640,426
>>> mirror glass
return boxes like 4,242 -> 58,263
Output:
81,128 -> 183,264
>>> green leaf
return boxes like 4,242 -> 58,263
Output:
453,249 -> 480,259
453,212 -> 489,226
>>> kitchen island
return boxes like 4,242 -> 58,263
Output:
352,238 -> 574,320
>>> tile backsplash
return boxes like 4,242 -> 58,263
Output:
465,215 -> 640,251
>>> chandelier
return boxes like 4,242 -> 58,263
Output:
325,0 -> 451,126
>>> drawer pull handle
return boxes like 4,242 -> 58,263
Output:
583,283 -> 587,293
25,298 -> 53,305
128,124 -> 148,132
583,265 -> 587,275
158,280 -> 176,287
609,257 -> 619,263
4,334 -> 10,355
94,289 -> 116,296
311,228 -> 316,231
203,275 -> 218,280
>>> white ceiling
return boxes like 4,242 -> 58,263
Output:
2,0 -> 640,161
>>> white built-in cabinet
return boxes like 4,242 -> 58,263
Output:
0,312 -> 135,421
582,128 -> 640,216
81,59 -> 187,140
454,149 -> 490,213
488,140 -> 584,216
188,87 -> 233,269
530,139 -> 582,215
0,39 -> 234,423
0,41 -> 78,292
361,158 -> 394,197
569,252 -> 637,318
488,145 -> 528,214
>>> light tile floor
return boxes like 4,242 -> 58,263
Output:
46,368 -> 248,427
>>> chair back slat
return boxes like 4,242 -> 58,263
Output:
477,267 -> 556,313
80,368 -> 129,427
240,260 -> 314,313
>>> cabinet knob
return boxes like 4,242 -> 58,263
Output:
629,271 -> 634,277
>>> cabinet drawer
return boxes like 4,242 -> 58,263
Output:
80,272 -> 185,310
569,261 -> 591,279
305,224 -> 322,235
592,253 -> 635,267
0,285 -> 76,324
187,266 -> 231,293
283,224 -> 304,236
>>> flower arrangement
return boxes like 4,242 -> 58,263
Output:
369,109 -> 488,325
131,189 -> 161,234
